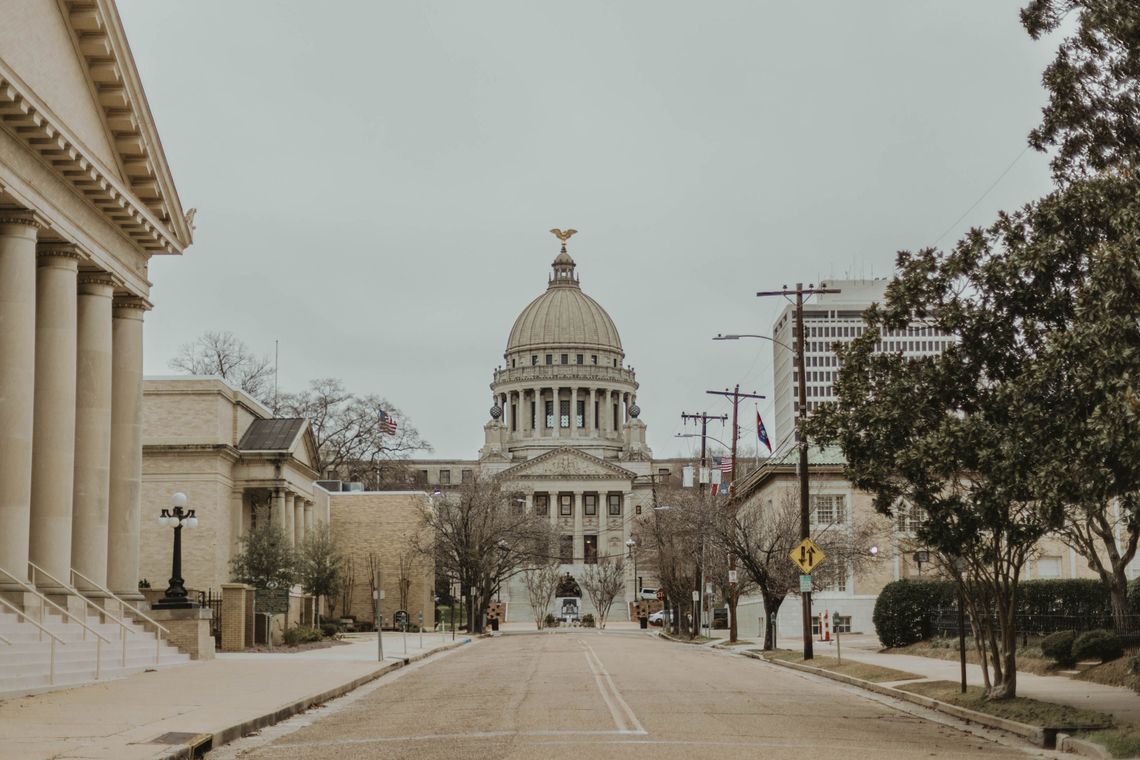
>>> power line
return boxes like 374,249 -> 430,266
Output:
929,145 -> 1032,248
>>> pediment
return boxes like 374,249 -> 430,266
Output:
498,447 -> 636,481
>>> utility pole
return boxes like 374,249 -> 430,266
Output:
705,385 -> 764,643
681,411 -> 726,639
755,282 -> 839,660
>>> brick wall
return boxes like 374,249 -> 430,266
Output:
327,490 -> 435,628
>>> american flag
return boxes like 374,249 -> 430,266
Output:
379,409 -> 398,435
715,455 -> 733,474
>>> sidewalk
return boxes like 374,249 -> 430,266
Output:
0,631 -> 468,760
805,634 -> 1140,726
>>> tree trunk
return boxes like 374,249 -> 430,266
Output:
1110,568 -> 1132,632
728,585 -> 739,643
762,593 -> 783,651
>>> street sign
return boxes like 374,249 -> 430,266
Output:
728,570 -> 738,584
789,537 -> 826,574
394,609 -> 409,627
691,590 -> 699,601
655,589 -> 665,601
799,574 -> 812,592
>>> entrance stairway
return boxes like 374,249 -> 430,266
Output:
0,564 -> 190,699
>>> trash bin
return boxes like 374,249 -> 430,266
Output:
639,616 -> 648,629
491,618 -> 499,631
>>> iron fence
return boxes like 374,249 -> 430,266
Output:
196,589 -> 222,647
931,608 -> 1140,650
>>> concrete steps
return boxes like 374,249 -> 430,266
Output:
0,608 -> 190,699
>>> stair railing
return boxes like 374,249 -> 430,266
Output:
0,583 -> 68,683
29,561 -> 136,667
70,568 -> 170,665
0,564 -> 110,679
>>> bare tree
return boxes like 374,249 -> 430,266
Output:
415,477 -> 554,633
397,550 -> 413,611
711,485 -> 881,650
338,555 -> 355,620
581,557 -> 626,629
170,330 -> 274,403
276,378 -> 431,479
522,561 -> 561,630
637,489 -> 699,637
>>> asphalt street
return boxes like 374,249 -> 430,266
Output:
213,633 -> 1060,759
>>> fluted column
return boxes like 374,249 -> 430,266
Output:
230,490 -> 245,554
304,500 -> 314,535
29,245 -> 80,593
71,271 -> 116,594
272,488 -> 287,530
0,213 -> 41,586
106,295 -> 148,599
552,388 -> 561,439
293,494 -> 305,546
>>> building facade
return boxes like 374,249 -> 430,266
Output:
771,279 -> 955,442
0,0 -> 193,607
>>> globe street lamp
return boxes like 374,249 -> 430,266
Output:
154,492 -> 198,609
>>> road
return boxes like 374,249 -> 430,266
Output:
213,632 -> 1059,759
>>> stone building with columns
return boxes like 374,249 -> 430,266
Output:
407,240 -> 659,623
139,377 -> 325,594
0,0 -> 193,608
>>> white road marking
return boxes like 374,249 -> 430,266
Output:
578,638 -> 647,735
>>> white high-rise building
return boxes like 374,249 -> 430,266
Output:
771,279 -> 955,443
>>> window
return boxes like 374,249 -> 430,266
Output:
534,493 -> 549,517
592,355 -> 597,364
812,494 -> 846,524
560,400 -> 570,428
576,400 -> 584,428
510,493 -> 525,515
1037,556 -> 1062,579
584,494 -> 597,516
532,355 -> 538,365
608,493 -> 622,516
511,359 -> 515,368
417,469 -> 428,486
461,469 -> 473,484
834,616 -> 852,633
545,400 -> 554,428
438,469 -> 451,485
559,535 -> 574,563
896,503 -> 926,533
546,354 -> 553,365
576,354 -> 583,364
559,493 -> 573,517
584,535 -> 598,564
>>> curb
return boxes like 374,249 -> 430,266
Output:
1057,733 -> 1115,759
155,639 -> 471,760
750,653 -> 1057,747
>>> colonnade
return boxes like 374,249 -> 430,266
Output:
0,212 -> 147,600
496,386 -> 633,438
517,490 -> 628,564
237,488 -> 316,550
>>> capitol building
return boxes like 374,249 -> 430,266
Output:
408,237 -> 661,622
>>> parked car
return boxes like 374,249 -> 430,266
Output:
712,607 -> 729,630
639,587 -> 659,600
649,609 -> 672,626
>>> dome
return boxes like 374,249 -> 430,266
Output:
505,251 -> 623,356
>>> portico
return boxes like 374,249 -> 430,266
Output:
0,0 -> 192,606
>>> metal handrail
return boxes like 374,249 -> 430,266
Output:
29,561 -> 137,668
0,591 -> 67,684
70,568 -> 169,664
0,564 -> 110,678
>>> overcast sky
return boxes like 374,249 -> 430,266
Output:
120,1 -> 1061,461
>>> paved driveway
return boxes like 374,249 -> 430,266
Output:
214,633 -> 1061,759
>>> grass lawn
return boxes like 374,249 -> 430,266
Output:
897,681 -> 1113,730
891,638 -> 1056,676
718,639 -> 755,647
1074,657 -> 1140,693
1082,727 -> 1140,758
767,650 -> 923,683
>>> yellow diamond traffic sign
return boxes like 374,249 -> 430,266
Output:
790,537 -> 825,574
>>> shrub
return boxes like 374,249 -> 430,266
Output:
581,613 -> 595,628
544,613 -> 559,628
1073,630 -> 1124,663
1041,629 -> 1077,666
1020,579 -> 1112,622
320,623 -> 339,638
872,580 -> 957,648
283,625 -> 324,647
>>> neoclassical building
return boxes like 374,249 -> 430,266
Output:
0,0 -> 193,606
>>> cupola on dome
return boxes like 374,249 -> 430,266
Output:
505,247 -> 623,357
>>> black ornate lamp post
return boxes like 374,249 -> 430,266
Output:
153,492 -> 199,609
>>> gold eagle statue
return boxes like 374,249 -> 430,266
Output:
549,228 -> 578,243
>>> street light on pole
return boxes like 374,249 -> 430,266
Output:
154,492 -> 198,610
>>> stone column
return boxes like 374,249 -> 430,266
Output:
552,388 -> 561,439
283,489 -> 295,546
106,295 -> 148,600
537,388 -> 546,437
28,245 -> 79,593
304,501 -> 314,536
293,494 -> 305,546
588,388 -> 596,436
570,387 -> 578,437
272,488 -> 287,529
0,212 -> 39,587
71,271 -> 116,595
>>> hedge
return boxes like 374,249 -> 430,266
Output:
1072,630 -> 1124,663
873,580 -> 958,648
